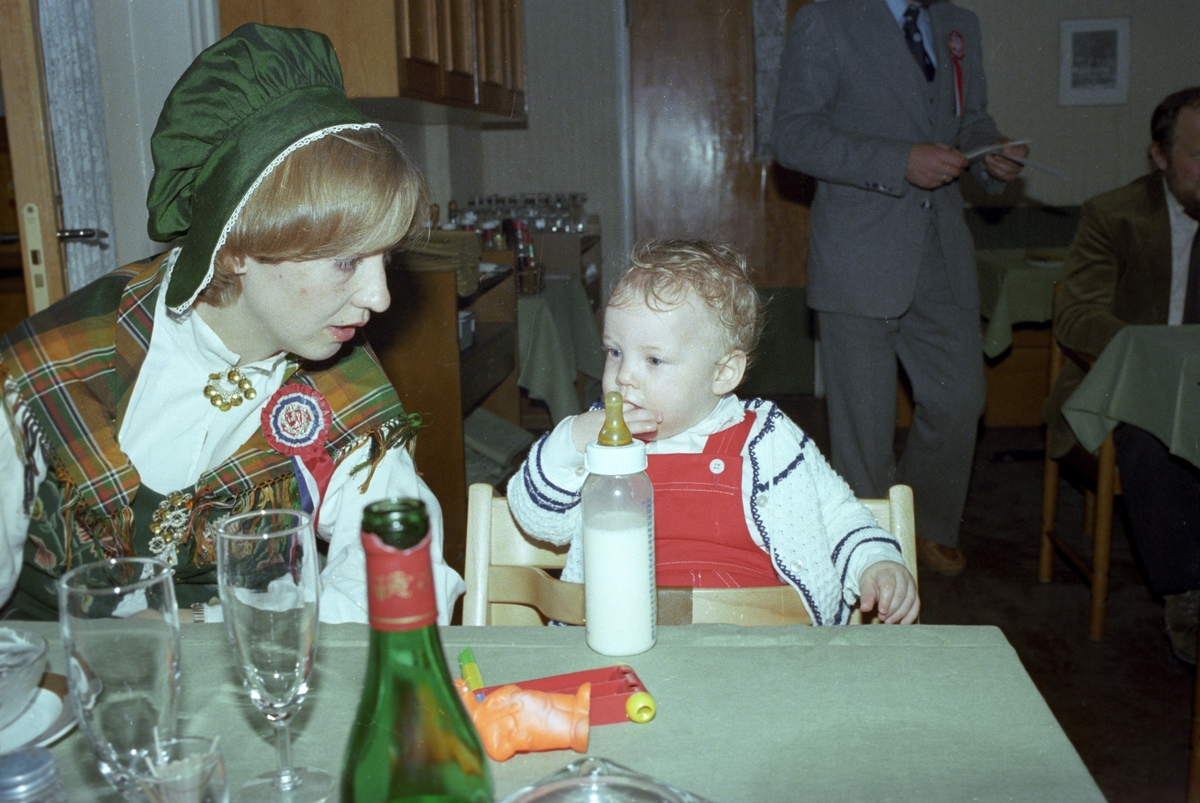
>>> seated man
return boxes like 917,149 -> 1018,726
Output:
1044,86 -> 1200,663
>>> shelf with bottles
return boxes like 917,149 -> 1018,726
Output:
437,192 -> 601,307
438,192 -> 592,244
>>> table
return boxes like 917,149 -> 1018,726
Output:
25,622 -> 1104,802
517,274 -> 604,424
976,248 -> 1065,358
1062,325 -> 1200,465
1059,325 -> 1200,800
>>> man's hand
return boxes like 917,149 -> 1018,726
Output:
983,138 -> 1029,182
859,560 -> 920,624
570,405 -> 663,453
905,142 -> 969,190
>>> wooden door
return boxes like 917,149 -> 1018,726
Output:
630,0 -> 813,289
0,0 -> 69,315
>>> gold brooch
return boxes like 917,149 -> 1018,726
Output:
203,368 -> 257,412
148,490 -> 193,569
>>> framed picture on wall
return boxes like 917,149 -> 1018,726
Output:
1059,18 -> 1130,106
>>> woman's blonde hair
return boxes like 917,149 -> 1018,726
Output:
609,239 -> 764,360
202,127 -> 430,305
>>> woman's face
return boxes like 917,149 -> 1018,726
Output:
225,251 -> 391,363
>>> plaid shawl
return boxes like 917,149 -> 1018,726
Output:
1,253 -> 416,579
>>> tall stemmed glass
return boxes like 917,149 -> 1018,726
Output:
58,557 -> 182,799
216,510 -> 332,803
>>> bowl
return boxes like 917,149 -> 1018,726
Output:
500,757 -> 715,803
0,628 -> 48,730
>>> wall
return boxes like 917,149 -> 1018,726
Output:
479,0 -> 631,288
376,1 -> 630,290
955,0 -> 1200,207
93,0 -> 219,266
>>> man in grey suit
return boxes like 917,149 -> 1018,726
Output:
774,0 -> 1026,576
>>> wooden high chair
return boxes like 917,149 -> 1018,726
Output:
462,482 -> 917,627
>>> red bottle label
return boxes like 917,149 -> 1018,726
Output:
362,531 -> 439,631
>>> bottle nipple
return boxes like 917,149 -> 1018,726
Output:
597,391 -> 633,447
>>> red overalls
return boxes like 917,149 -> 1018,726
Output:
647,412 -> 784,588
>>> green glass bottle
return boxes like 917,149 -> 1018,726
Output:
340,499 -> 493,802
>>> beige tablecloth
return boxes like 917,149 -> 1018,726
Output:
24,622 -> 1103,802
976,248 -> 1066,358
517,274 -> 604,424
1062,324 -> 1200,468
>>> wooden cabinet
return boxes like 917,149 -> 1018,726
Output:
532,222 -> 602,312
397,0 -> 475,106
474,0 -> 524,116
220,0 -> 526,120
364,255 -> 519,580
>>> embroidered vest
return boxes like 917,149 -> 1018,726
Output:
1,254 -> 416,618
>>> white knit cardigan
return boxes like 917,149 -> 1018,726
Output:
506,396 -> 903,625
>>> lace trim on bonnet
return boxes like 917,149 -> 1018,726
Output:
168,122 -> 381,314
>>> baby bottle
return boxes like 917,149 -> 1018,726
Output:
581,391 -> 657,656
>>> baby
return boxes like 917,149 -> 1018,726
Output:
508,240 -> 918,625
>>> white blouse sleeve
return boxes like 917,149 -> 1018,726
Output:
0,383 -> 48,608
315,441 -> 465,625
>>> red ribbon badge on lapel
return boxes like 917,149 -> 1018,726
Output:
261,383 -> 335,531
947,31 -> 965,118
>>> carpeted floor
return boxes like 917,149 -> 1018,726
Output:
772,395 -> 1192,803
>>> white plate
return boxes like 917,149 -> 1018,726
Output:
0,673 -> 76,753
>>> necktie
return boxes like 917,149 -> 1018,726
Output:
902,6 -> 936,83
1182,226 -> 1200,324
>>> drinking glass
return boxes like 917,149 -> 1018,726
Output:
216,510 -> 331,803
58,557 -> 182,798
131,735 -> 229,803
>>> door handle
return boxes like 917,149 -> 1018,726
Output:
0,229 -> 105,244
57,229 -> 104,242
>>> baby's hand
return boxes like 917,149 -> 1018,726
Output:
569,405 -> 663,453
621,404 -> 663,441
570,410 -> 607,453
858,561 -> 920,624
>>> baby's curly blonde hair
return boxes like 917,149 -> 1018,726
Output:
609,239 -> 764,361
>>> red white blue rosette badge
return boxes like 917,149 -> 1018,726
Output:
947,30 -> 966,118
264,385 -> 332,454
262,384 -> 336,526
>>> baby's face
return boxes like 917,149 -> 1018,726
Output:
601,290 -> 727,441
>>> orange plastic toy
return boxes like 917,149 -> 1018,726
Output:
454,679 -> 591,762
482,665 -> 656,726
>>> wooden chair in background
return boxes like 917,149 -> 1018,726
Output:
462,482 -> 917,627
1038,284 -> 1121,641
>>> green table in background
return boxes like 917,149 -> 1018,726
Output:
976,248 -> 1066,358
517,274 -> 604,424
1062,324 -> 1200,467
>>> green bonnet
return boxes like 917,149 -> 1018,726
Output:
147,23 -> 377,312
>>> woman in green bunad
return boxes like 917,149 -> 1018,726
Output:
0,23 -> 465,623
